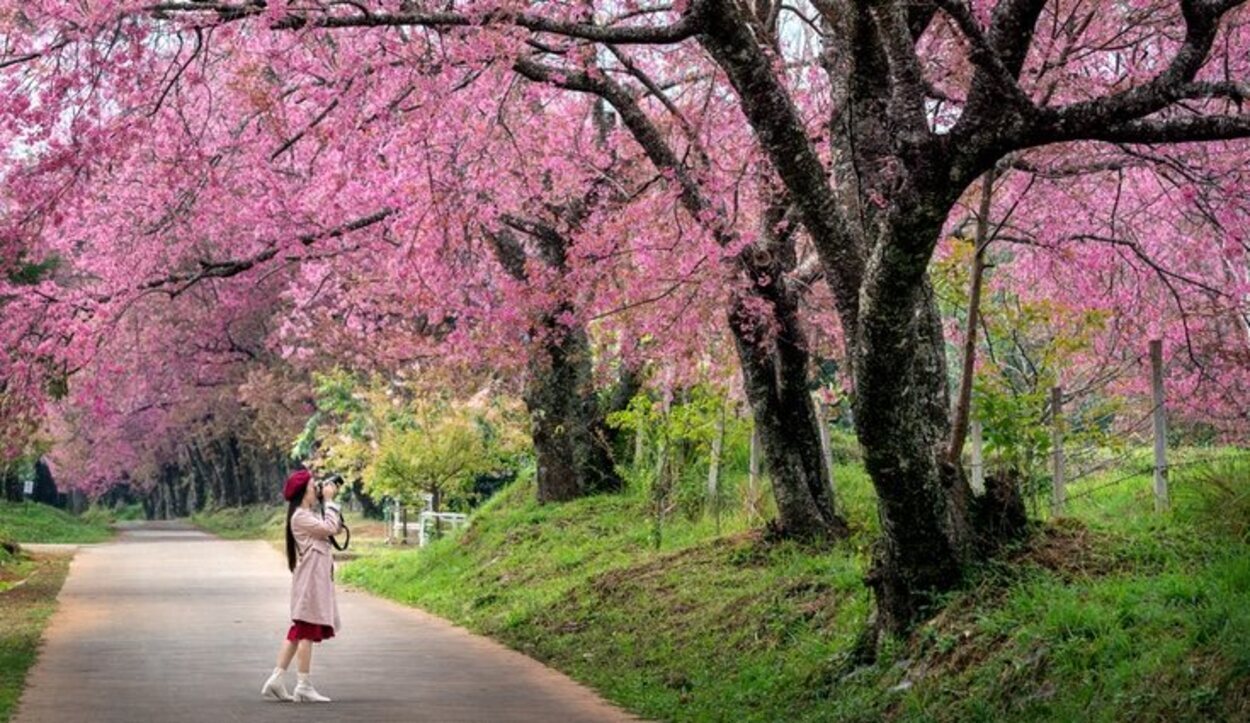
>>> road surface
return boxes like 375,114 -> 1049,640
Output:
15,521 -> 632,722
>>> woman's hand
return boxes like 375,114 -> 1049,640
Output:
321,482 -> 338,501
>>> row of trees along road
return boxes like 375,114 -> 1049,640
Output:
3,0 -> 1250,639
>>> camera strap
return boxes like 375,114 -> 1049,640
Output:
322,506 -> 351,551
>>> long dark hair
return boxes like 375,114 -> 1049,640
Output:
285,496 -> 301,572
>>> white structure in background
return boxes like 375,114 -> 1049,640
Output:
390,494 -> 469,546
416,510 -> 468,547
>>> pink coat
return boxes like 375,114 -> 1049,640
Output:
289,504 -> 343,631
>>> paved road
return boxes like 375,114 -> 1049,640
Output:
15,521 -> 633,722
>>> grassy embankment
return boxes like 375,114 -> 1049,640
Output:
0,500 -> 106,722
192,504 -> 389,551
0,501 -> 115,545
0,550 -> 71,723
335,447 -> 1250,722
191,504 -> 288,540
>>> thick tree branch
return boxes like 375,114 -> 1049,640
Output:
1047,0 -> 1247,132
147,1 -> 705,44
136,208 -> 394,295
484,227 -> 528,281
936,0 -> 1037,115
868,1 -> 932,137
605,45 -> 712,169
984,0 -> 1048,77
512,57 -> 717,235
1044,113 -> 1250,145
697,0 -> 862,330
500,215 -> 569,271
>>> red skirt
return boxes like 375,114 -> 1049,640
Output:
287,619 -> 335,643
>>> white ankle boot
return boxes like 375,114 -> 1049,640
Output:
292,675 -> 331,703
260,668 -> 292,701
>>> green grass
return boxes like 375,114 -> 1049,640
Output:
191,504 -> 287,540
190,504 -> 386,551
338,452 -> 1250,722
0,552 -> 71,722
81,503 -> 145,526
0,501 -> 113,544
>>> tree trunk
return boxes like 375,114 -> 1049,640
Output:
855,225 -> 1024,636
488,226 -> 622,505
604,363 -> 642,453
728,240 -> 848,542
157,479 -> 170,520
33,459 -> 58,506
696,0 -> 1027,637
745,427 -> 762,522
161,465 -> 181,518
706,406 -> 725,530
431,486 -> 443,538
216,438 -> 241,507
2,467 -> 20,502
525,320 -> 623,503
351,479 -> 383,518
190,452 -> 208,512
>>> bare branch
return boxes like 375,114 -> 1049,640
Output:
136,208 -> 395,295
145,2 -> 704,44
1047,0 -> 1248,132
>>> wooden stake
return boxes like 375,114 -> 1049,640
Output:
970,419 -> 985,495
746,427 -> 761,523
707,406 -> 725,534
1052,386 -> 1065,516
1150,339 -> 1170,512
813,395 -> 838,509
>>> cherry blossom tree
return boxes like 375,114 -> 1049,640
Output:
4,0 -> 1250,638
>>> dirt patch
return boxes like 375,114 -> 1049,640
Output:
1223,665 -> 1250,722
1009,518 -> 1129,580
0,554 -> 61,606
585,532 -> 773,600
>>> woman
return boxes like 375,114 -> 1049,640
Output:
261,468 -> 343,703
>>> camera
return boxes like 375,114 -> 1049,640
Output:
315,474 -> 344,500
315,474 -> 350,551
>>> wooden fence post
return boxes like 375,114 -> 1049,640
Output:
746,427 -> 761,523
1052,386 -> 1065,516
970,419 -> 985,495
707,407 -> 725,534
1150,339 -> 1170,511
813,394 -> 838,510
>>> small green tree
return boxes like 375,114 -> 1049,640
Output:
294,370 -> 530,523
366,401 -> 504,512
608,385 -> 748,546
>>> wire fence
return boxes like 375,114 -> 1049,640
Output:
972,340 -> 1249,517
1062,450 -> 1250,504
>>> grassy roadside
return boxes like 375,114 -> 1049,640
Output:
339,455 -> 1250,722
0,552 -> 72,723
191,505 -> 286,540
0,501 -> 113,544
190,504 -> 389,550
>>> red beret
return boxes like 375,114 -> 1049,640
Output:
283,470 -> 311,501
